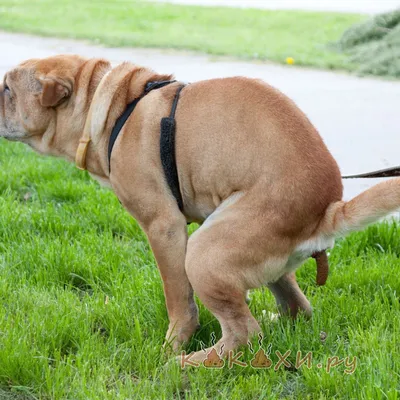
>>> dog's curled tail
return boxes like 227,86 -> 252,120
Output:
319,177 -> 400,237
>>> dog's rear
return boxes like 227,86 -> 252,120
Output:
319,178 -> 400,237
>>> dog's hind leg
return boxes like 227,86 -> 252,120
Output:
183,200 -> 290,363
267,272 -> 312,318
185,244 -> 261,364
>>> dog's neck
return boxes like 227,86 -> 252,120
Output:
26,61 -> 173,181
74,62 -> 173,179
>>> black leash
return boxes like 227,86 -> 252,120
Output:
342,166 -> 400,179
108,80 -> 186,212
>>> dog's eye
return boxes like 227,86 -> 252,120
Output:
4,84 -> 10,93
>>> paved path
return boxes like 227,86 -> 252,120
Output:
151,0 -> 399,14
1,31 -> 400,201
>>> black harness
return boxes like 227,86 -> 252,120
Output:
107,80 -> 185,212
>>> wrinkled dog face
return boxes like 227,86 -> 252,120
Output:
0,56 -> 87,152
0,62 -> 52,141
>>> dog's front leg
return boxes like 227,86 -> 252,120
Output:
145,213 -> 199,352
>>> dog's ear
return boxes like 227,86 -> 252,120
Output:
39,77 -> 72,107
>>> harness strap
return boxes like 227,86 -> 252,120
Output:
160,85 -> 186,212
107,80 -> 176,173
107,80 -> 186,212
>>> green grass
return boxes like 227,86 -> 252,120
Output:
0,0 -> 366,72
0,140 -> 400,399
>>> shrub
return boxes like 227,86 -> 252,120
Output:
337,9 -> 400,77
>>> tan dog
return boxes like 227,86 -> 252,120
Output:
1,55 -> 399,363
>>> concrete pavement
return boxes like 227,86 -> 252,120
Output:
150,0 -> 399,14
1,31 -> 399,201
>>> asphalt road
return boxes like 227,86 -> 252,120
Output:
1,32 -> 399,201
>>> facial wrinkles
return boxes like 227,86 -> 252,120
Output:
1,91 -> 13,134
3,75 -> 21,135
1,91 -> 5,128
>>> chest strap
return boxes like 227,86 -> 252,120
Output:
160,85 -> 186,212
108,80 -> 176,172
108,80 -> 186,212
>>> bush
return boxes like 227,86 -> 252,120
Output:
337,9 -> 400,77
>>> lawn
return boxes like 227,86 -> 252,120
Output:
0,0 -> 366,72
0,139 -> 399,399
